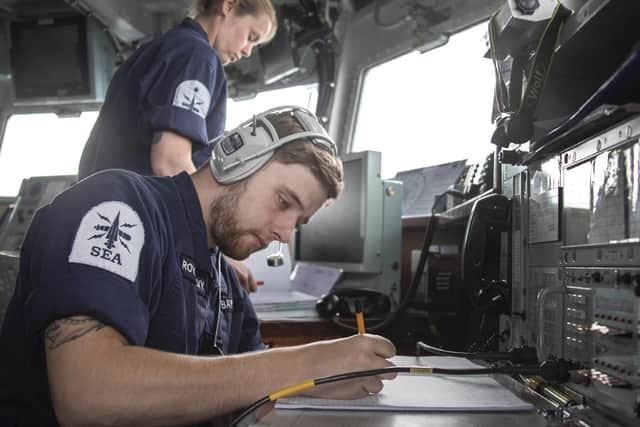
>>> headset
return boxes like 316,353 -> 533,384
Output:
209,105 -> 338,184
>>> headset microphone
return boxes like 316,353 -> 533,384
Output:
266,242 -> 284,267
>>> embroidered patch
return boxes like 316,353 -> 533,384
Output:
172,80 -> 211,119
68,201 -> 145,282
180,254 -> 210,295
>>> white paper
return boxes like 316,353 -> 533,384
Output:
250,290 -> 318,312
248,253 -> 342,312
290,262 -> 342,297
276,356 -> 534,412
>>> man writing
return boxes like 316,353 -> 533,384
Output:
0,106 -> 396,426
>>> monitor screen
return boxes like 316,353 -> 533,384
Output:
10,15 -> 90,99
295,151 -> 388,275
297,156 -> 364,264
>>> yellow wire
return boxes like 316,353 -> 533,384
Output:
268,367 -> 435,401
409,367 -> 433,374
269,380 -> 316,401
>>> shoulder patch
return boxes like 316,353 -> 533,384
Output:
172,80 -> 211,119
69,201 -> 145,282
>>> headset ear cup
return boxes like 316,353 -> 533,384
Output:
211,127 -> 275,184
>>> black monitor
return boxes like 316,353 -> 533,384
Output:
9,14 -> 116,106
11,15 -> 90,100
294,151 -> 402,305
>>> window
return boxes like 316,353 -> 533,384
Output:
352,22 -> 495,179
0,85 -> 318,197
226,84 -> 318,129
0,112 -> 98,197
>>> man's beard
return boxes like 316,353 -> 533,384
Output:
208,185 -> 252,259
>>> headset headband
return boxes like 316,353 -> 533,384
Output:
209,105 -> 338,184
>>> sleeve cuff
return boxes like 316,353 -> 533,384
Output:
145,105 -> 209,147
25,267 -> 150,346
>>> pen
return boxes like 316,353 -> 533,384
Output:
355,300 -> 366,335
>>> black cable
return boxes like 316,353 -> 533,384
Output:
416,341 -> 538,365
313,38 -> 335,126
229,361 -> 570,426
417,341 -> 510,360
329,214 -> 439,334
229,396 -> 269,427
230,367 -> 407,427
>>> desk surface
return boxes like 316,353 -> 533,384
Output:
258,310 -> 348,347
254,408 -> 555,426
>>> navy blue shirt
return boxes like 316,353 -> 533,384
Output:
78,18 -> 228,179
0,171 -> 263,426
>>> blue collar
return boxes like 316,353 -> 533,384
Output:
181,17 -> 210,43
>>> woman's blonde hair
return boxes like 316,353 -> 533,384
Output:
189,0 -> 277,41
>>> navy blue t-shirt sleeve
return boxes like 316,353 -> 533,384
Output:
138,45 -> 225,147
23,173 -> 165,346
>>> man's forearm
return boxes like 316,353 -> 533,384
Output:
46,318 -> 395,426
150,131 -> 197,177
47,323 -> 320,427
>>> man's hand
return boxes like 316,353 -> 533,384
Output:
302,334 -> 398,399
224,255 -> 258,293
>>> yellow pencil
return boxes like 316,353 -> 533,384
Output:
355,301 -> 366,334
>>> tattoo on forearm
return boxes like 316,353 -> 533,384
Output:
45,316 -> 105,350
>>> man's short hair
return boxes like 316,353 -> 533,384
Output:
266,112 -> 344,201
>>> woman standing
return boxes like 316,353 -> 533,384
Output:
78,0 -> 277,179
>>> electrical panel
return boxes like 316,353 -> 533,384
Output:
500,114 -> 640,424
